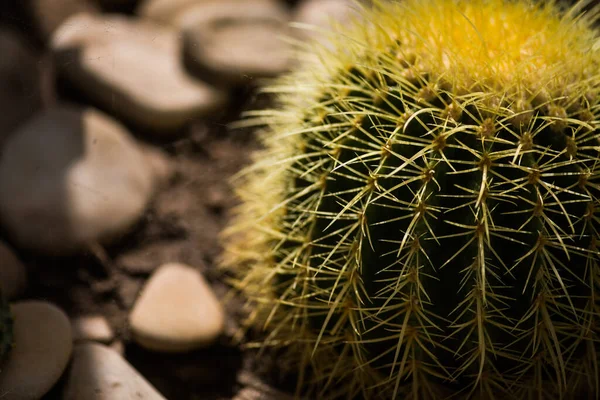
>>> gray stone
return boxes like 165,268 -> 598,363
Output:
51,13 -> 228,133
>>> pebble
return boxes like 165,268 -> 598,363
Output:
293,0 -> 364,48
62,343 -> 167,400
181,0 -> 291,85
129,262 -> 224,352
0,106 -> 168,254
51,13 -> 227,133
0,29 -> 42,144
233,387 -> 295,400
24,0 -> 99,42
0,301 -> 72,400
136,0 -> 199,23
0,242 -> 27,300
71,315 -> 114,344
237,372 -> 296,400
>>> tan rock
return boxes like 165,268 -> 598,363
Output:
129,262 -> 224,352
0,301 -> 72,400
138,0 -> 281,26
0,106 -> 168,254
293,0 -> 366,48
52,13 -> 228,133
71,315 -> 114,343
62,343 -> 166,400
181,1 -> 291,86
24,0 -> 99,42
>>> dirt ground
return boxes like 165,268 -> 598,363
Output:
23,89 -> 283,400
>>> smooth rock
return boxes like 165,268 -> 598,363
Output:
0,301 -> 72,400
136,0 -> 198,23
109,340 -> 125,355
24,0 -> 99,42
0,106 -> 168,254
0,29 -> 42,144
71,315 -> 114,343
181,1 -> 291,85
62,343 -> 166,400
293,0 -> 365,47
129,262 -> 224,352
233,387 -> 295,400
141,0 -> 284,26
0,242 -> 27,299
52,13 -> 227,133
235,372 -> 296,400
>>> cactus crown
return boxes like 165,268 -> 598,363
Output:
223,0 -> 600,398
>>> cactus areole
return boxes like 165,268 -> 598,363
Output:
222,0 -> 600,398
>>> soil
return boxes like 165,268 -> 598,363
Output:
0,2 -> 297,399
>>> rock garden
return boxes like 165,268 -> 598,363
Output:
0,0 -> 359,398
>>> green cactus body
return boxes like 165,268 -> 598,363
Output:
0,290 -> 13,366
223,0 -> 600,398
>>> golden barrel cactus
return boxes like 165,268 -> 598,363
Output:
222,1 -> 600,398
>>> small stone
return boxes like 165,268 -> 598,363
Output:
24,0 -> 99,42
52,13 -> 228,133
293,0 -> 364,47
0,29 -> 42,145
233,387 -> 294,400
0,301 -> 72,400
71,315 -> 114,343
62,343 -> 167,400
136,0 -> 198,23
129,262 -> 224,352
109,340 -> 125,355
0,107 -> 166,254
181,1 -> 291,85
237,372 -> 296,399
0,242 -> 27,300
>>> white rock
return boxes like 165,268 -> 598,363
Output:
0,242 -> 27,299
181,0 -> 291,85
71,315 -> 114,343
0,106 -> 168,254
129,262 -> 224,352
0,301 -> 72,400
51,13 -> 227,133
62,343 -> 166,400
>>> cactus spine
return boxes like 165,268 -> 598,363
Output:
222,0 -> 600,398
